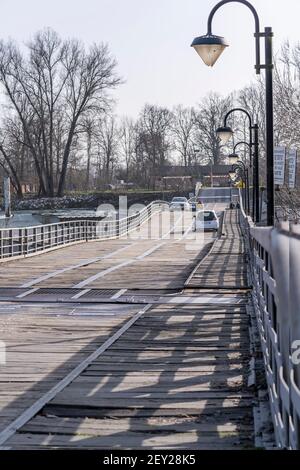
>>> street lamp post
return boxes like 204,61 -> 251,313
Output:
230,141 -> 251,165
216,107 -> 260,222
229,162 -> 250,214
229,143 -> 253,218
191,0 -> 274,226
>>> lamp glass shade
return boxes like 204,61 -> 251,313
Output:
228,153 -> 239,165
191,34 -> 228,67
228,171 -> 237,181
216,126 -> 233,145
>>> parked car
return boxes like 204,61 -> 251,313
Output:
192,210 -> 219,232
169,197 -> 190,211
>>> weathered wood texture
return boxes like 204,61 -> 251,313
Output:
2,209 -> 255,450
0,304 -> 140,433
6,301 -> 253,449
0,212 -> 208,290
186,210 -> 249,289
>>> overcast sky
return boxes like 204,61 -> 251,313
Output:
1,0 -> 299,117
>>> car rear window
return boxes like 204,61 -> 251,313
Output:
198,211 -> 216,221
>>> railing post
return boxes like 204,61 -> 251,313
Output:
17,229 -> 22,256
116,217 -> 120,238
55,224 -> 58,247
0,230 -> 3,259
24,228 -> 28,255
40,226 -> 44,250
33,227 -> 37,253
7,230 -> 12,257
85,221 -> 88,242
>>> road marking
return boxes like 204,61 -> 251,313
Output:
15,212 -> 188,291
71,289 -> 91,300
73,242 -> 165,288
20,244 -> 132,288
161,214 -> 184,239
136,242 -> 165,259
73,214 -> 183,289
111,288 -> 127,299
19,211 -> 176,288
16,288 -> 39,298
73,260 -> 132,289
179,222 -> 194,240
0,303 -> 152,447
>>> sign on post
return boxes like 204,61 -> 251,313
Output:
274,146 -> 286,185
288,148 -> 297,189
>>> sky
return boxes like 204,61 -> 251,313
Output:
0,0 -> 299,118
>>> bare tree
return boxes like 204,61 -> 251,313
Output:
171,105 -> 196,167
0,28 -> 121,196
194,93 -> 232,165
135,104 -> 173,188
273,41 -> 300,146
0,116 -> 29,196
238,79 -> 266,154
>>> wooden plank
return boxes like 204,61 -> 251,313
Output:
21,415 -> 254,434
7,431 -> 253,449
0,304 -> 151,444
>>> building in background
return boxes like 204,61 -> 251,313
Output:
154,164 -> 232,190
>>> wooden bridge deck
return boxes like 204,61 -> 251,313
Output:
0,212 -> 203,290
0,207 -> 256,449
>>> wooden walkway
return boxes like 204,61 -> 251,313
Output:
0,208 -> 256,449
186,209 -> 249,290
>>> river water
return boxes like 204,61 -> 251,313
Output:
0,209 -> 115,228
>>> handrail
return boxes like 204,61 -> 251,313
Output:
0,200 -> 168,261
239,192 -> 300,449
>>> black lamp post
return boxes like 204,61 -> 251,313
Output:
229,143 -> 250,165
191,0 -> 274,226
229,143 -> 253,218
229,161 -> 250,214
232,141 -> 250,156
216,107 -> 260,222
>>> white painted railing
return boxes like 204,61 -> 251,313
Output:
0,201 -> 168,260
239,192 -> 300,449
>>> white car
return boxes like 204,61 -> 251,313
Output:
169,197 -> 190,211
192,210 -> 219,232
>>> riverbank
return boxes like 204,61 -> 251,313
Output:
10,190 -> 190,211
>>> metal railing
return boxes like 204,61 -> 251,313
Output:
239,192 -> 300,449
0,201 -> 168,260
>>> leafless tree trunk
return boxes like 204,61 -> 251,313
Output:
119,117 -> 136,182
96,115 -> 119,185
